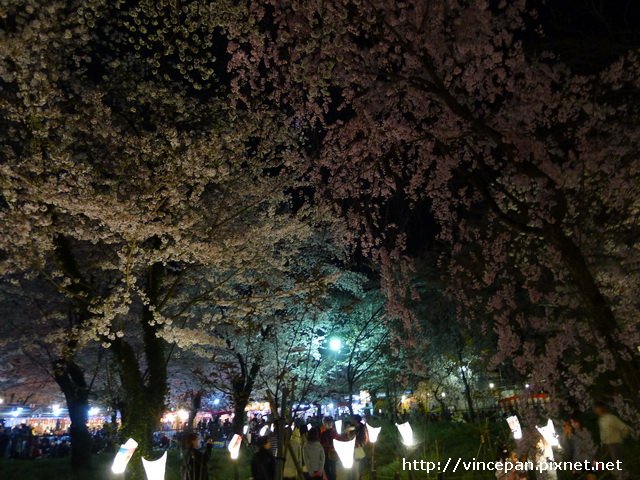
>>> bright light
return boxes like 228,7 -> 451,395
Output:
366,424 -> 382,443
327,403 -> 334,409
243,425 -> 249,435
506,416 -> 522,440
228,434 -> 242,460
401,395 -> 407,402
177,409 -> 189,422
0,398 -> 4,404
441,392 -> 446,398
395,422 -> 414,447
307,423 -> 312,432
51,404 -> 62,415
489,383 -> 495,389
213,399 -> 220,405
537,419 -> 559,447
112,438 -> 138,474
11,407 -> 23,417
525,384 -> 530,389
329,338 -> 342,352
333,438 -> 355,468
335,419 -> 343,434
88,407 -> 100,416
142,451 -> 167,480
259,425 -> 269,437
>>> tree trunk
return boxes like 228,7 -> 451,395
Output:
187,391 -> 203,432
53,359 -> 92,471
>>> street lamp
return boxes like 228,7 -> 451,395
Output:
489,382 -> 495,389
329,338 -> 342,352
366,424 -> 382,480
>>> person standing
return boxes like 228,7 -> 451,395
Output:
304,428 -> 326,480
182,432 -> 213,480
284,427 -> 304,480
320,418 -> 338,480
568,414 -> 597,480
594,401 -> 632,479
252,436 -> 276,480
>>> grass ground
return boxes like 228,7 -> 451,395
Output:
1,419 -> 638,479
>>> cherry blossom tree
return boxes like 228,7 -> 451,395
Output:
234,0 -> 640,423
0,2 -> 330,472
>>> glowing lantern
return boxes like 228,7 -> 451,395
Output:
506,416 -> 523,440
335,419 -> 343,435
243,425 -> 249,435
366,424 -> 381,443
307,423 -> 312,432
142,451 -> 167,480
228,434 -> 242,460
333,438 -> 356,469
259,425 -> 269,437
537,419 -> 559,447
112,438 -> 138,474
395,422 -> 414,447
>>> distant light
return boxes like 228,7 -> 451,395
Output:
441,392 -> 446,398
306,423 -> 312,431
89,407 -> 100,416
401,395 -> 407,402
259,425 -> 269,437
213,399 -> 220,405
177,409 -> 189,422
52,404 -> 61,415
489,383 -> 495,389
335,419 -> 343,434
329,338 -> 342,352
525,384 -> 530,389
11,407 -> 23,417
0,398 -> 4,404
327,403 -> 334,409
243,425 -> 249,434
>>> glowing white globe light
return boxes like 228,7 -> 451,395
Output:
329,338 -> 342,351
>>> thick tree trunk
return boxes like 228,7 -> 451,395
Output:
53,359 -> 92,471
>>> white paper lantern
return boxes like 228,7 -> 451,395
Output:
228,434 -> 242,460
366,424 -> 382,444
537,419 -> 559,447
506,416 -> 523,440
395,422 -> 414,447
112,438 -> 138,474
142,451 -> 167,480
333,438 -> 356,469
335,419 -> 343,435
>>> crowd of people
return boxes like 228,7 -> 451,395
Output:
0,421 -> 112,460
495,401 -> 634,480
